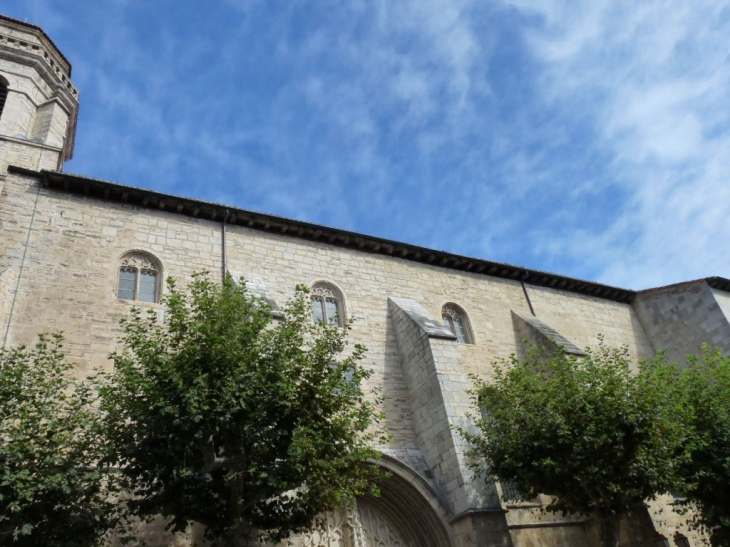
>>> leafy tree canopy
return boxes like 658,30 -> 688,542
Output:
679,347 -> 730,547
462,340 -> 690,547
96,272 -> 386,546
0,334 -> 116,546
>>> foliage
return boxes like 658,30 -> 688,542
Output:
96,272 -> 387,546
678,347 -> 730,547
0,334 -> 116,546
462,340 -> 690,547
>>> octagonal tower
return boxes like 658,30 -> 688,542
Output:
0,14 -> 79,173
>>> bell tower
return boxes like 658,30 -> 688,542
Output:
0,14 -> 79,174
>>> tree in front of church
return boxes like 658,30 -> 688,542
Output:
461,341 -> 690,547
96,272 -> 387,547
676,347 -> 730,547
0,334 -> 117,546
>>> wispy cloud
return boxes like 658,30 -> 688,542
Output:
4,0 -> 730,289
499,0 -> 730,287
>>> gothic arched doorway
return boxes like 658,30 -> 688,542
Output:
286,460 -> 453,547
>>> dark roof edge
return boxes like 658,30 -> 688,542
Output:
0,14 -> 72,75
11,166 -> 639,303
638,276 -> 730,295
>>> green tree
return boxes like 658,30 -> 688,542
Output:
678,347 -> 730,546
96,273 -> 386,546
0,334 -> 116,546
462,341 -> 689,547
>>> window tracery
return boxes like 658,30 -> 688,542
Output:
441,303 -> 473,344
117,252 -> 161,303
311,282 -> 344,326
354,501 -> 406,547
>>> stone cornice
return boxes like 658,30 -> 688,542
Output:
13,166 -> 720,303
0,14 -> 72,75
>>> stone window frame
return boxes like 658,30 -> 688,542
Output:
116,251 -> 163,304
0,74 -> 8,122
441,302 -> 474,344
310,281 -> 346,327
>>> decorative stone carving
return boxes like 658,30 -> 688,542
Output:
354,501 -> 406,547
120,254 -> 158,274
297,509 -> 350,547
311,285 -> 337,301
441,305 -> 463,324
283,501 -> 409,547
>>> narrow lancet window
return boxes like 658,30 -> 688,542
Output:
442,303 -> 473,344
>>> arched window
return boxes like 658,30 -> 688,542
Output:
0,77 -> 8,121
311,282 -> 345,326
441,303 -> 473,344
117,252 -> 162,303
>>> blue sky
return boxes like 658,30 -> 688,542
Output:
5,0 -> 730,290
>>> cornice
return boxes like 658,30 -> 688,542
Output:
7,166 -> 665,303
0,14 -> 72,75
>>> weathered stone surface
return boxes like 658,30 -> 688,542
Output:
511,310 -> 585,356
0,14 -> 715,547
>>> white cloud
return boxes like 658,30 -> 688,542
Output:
7,0 -> 730,290
502,0 -> 730,288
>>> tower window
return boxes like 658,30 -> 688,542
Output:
442,303 -> 474,344
117,252 -> 161,303
0,78 -> 8,120
311,282 -> 345,326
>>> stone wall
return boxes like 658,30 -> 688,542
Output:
633,280 -> 730,365
0,171 -> 710,545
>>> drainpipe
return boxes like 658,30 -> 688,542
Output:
521,279 -> 536,316
221,210 -> 229,284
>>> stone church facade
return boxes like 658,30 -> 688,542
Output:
1,14 -> 727,547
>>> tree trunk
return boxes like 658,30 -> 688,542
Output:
223,527 -> 259,547
598,513 -> 620,547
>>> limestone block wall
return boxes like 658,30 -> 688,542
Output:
387,298 -> 492,512
511,310 -> 584,356
0,59 -> 67,172
524,284 -> 655,362
648,495 -> 706,547
0,136 -> 63,172
0,171 -> 694,546
0,171 -> 37,341
0,173 -> 222,374
0,79 -> 37,139
633,280 -> 730,364
29,99 -> 69,148
0,57 -> 63,137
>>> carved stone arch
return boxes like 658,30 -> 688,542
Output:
280,458 -> 454,547
115,250 -> 164,303
355,456 -> 455,547
310,280 -> 347,326
440,302 -> 475,344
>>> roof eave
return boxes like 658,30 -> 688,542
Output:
9,166 -> 640,303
